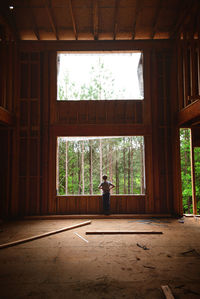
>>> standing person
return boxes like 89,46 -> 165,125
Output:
98,175 -> 115,215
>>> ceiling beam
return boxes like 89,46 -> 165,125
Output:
132,0 -> 143,40
44,0 -> 59,40
29,8 -> 40,40
113,0 -> 120,40
93,0 -> 98,40
170,0 -> 199,39
69,0 -> 78,40
150,0 -> 162,39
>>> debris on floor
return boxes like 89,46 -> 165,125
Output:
136,243 -> 149,250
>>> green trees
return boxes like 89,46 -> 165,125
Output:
57,136 -> 145,195
180,129 -> 200,214
58,57 -> 125,101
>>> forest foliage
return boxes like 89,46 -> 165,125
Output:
57,136 -> 145,195
180,128 -> 200,214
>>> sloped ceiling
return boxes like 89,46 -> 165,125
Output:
0,0 -> 199,41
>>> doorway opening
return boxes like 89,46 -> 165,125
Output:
180,128 -> 200,215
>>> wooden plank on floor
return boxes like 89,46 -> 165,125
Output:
0,220 -> 91,249
161,285 -> 175,299
86,230 -> 163,235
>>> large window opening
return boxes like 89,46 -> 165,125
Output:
56,136 -> 145,195
57,52 -> 144,101
180,128 -> 200,214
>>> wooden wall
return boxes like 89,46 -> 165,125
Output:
0,40 -> 183,217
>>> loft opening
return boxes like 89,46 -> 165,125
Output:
57,52 -> 144,101
56,136 -> 145,196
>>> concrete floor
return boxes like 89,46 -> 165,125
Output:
0,217 -> 200,299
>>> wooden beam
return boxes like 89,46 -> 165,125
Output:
69,0 -> 78,40
17,39 -> 174,52
113,0 -> 120,40
161,285 -> 175,299
52,123 -> 151,137
132,0 -> 143,40
93,0 -> 98,40
29,7 -> 40,40
86,230 -> 163,234
177,100 -> 200,125
0,221 -> 91,249
150,0 -> 162,39
0,107 -> 15,125
44,0 -> 59,40
170,0 -> 199,39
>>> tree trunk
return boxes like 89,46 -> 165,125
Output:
123,144 -> 126,194
71,143 -> 74,194
115,150 -> 119,194
99,139 -> 103,183
140,140 -> 145,194
78,142 -> 81,194
128,146 -> 131,194
82,141 -> 85,195
56,138 -> 59,195
89,140 -> 93,194
65,140 -> 68,195
109,144 -> 113,194
130,146 -> 133,194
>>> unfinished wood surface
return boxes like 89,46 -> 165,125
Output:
177,100 -> 200,126
0,1 -> 198,41
57,195 -> 146,214
56,100 -> 144,125
0,220 -> 91,250
86,230 -> 163,235
161,285 -> 175,299
0,107 -> 14,125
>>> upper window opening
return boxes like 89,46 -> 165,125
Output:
57,52 -> 144,101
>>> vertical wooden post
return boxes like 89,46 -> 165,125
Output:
190,129 -> 197,215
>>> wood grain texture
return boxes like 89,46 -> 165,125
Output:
0,221 -> 91,249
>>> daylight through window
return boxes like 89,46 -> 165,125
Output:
56,136 -> 145,195
57,52 -> 144,101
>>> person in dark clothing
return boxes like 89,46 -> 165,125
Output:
98,175 -> 115,215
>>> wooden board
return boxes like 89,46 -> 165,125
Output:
161,285 -> 175,299
0,220 -> 91,249
86,230 -> 163,235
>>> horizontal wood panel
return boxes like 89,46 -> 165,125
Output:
18,40 -> 174,52
56,100 -> 144,125
57,195 -> 145,214
52,124 -> 150,137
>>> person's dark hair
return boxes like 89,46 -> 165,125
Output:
102,175 -> 107,180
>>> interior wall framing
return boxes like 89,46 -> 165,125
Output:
0,40 -> 182,217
